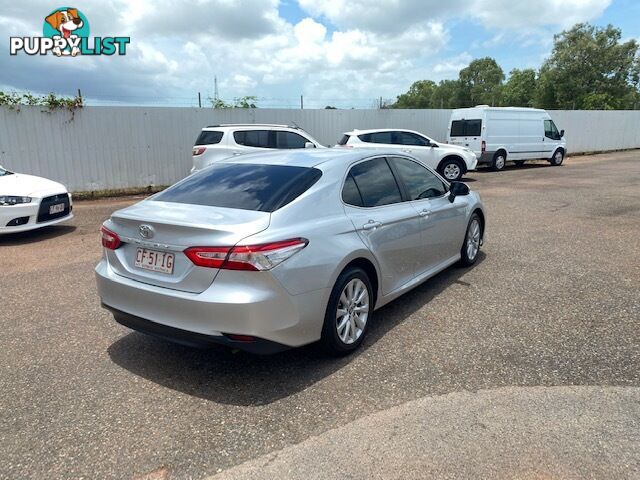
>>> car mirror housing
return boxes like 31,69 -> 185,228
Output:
304,142 -> 316,149
448,181 -> 470,203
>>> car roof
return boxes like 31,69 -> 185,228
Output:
220,148 -> 399,168
202,124 -> 300,131
343,128 -> 424,136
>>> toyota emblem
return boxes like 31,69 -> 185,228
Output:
139,224 -> 154,239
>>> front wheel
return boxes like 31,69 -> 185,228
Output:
550,150 -> 564,166
439,159 -> 464,182
460,214 -> 482,266
321,267 -> 373,356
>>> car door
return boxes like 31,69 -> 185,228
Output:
342,157 -> 423,295
543,119 -> 562,158
391,131 -> 440,170
275,131 -> 311,149
389,157 -> 468,272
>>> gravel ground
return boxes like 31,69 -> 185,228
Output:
0,152 -> 638,479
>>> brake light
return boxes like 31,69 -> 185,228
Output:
481,140 -> 486,153
101,226 -> 121,250
192,146 -> 206,156
185,238 -> 308,271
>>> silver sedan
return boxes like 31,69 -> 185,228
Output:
96,149 -> 485,355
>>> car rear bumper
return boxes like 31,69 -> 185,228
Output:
95,259 -> 328,350
104,304 -> 289,354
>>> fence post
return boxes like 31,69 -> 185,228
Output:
300,95 -> 304,109
77,88 -> 82,102
198,92 -> 202,108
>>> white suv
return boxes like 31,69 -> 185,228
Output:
337,129 -> 477,181
191,124 -> 323,173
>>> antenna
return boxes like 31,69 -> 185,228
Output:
214,75 -> 219,101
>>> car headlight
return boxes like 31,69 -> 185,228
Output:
0,196 -> 32,206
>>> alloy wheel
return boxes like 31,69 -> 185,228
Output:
443,163 -> 461,180
466,218 -> 481,261
336,278 -> 370,345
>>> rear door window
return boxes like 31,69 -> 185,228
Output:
195,130 -> 224,145
233,130 -> 274,148
153,163 -> 322,212
347,158 -> 402,207
276,131 -> 308,149
358,131 -> 393,144
450,119 -> 482,137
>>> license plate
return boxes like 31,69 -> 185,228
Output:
49,203 -> 65,214
135,248 -> 175,274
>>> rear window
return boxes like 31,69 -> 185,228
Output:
337,134 -> 351,146
194,130 -> 224,146
233,130 -> 273,148
152,163 -> 322,212
450,119 -> 482,137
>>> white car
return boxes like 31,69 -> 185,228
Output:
0,165 -> 73,234
191,124 -> 324,173
337,129 -> 477,181
447,106 -> 567,170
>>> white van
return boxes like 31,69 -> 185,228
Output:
447,106 -> 567,170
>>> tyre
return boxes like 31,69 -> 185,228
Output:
492,151 -> 506,171
514,160 -> 525,167
321,267 -> 373,356
438,158 -> 464,182
550,149 -> 564,166
459,214 -> 482,267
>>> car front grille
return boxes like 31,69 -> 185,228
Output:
37,193 -> 71,223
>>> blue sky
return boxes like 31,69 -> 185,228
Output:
0,0 -> 638,108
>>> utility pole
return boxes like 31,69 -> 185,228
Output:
300,95 -> 304,109
214,75 -> 219,102
198,92 -> 202,108
77,88 -> 82,101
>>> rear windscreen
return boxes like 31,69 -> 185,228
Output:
337,134 -> 350,145
194,131 -> 224,145
153,163 -> 322,212
450,119 -> 482,137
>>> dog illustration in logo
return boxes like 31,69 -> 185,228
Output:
45,8 -> 83,56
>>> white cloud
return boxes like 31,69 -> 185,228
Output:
0,0 -> 614,107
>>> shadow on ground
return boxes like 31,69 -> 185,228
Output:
0,225 -> 76,246
108,253 -> 486,407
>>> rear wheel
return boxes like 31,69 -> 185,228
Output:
321,267 -> 373,356
550,150 -> 564,166
492,152 -> 506,171
438,158 -> 464,182
460,214 -> 482,266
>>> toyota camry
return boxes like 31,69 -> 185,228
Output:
96,150 -> 485,355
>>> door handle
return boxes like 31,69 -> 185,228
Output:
418,209 -> 431,217
232,151 -> 243,155
362,220 -> 382,230
402,149 -> 412,153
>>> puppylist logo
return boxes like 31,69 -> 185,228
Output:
10,7 -> 130,57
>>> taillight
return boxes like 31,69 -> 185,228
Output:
481,140 -> 486,153
192,146 -> 206,156
185,238 -> 308,271
101,226 -> 121,250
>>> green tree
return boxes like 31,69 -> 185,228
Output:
502,69 -> 537,107
430,80 -> 461,109
209,95 -> 258,108
457,57 -> 505,106
392,80 -> 437,108
536,23 -> 640,109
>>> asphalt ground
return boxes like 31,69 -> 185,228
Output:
1,152 -> 638,479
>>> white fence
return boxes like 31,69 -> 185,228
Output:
0,106 -> 638,192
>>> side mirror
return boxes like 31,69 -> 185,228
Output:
304,142 -> 316,149
448,181 -> 470,203
430,143 -> 438,148
560,129 -> 565,138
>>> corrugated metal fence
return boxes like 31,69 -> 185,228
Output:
0,106 -> 638,192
